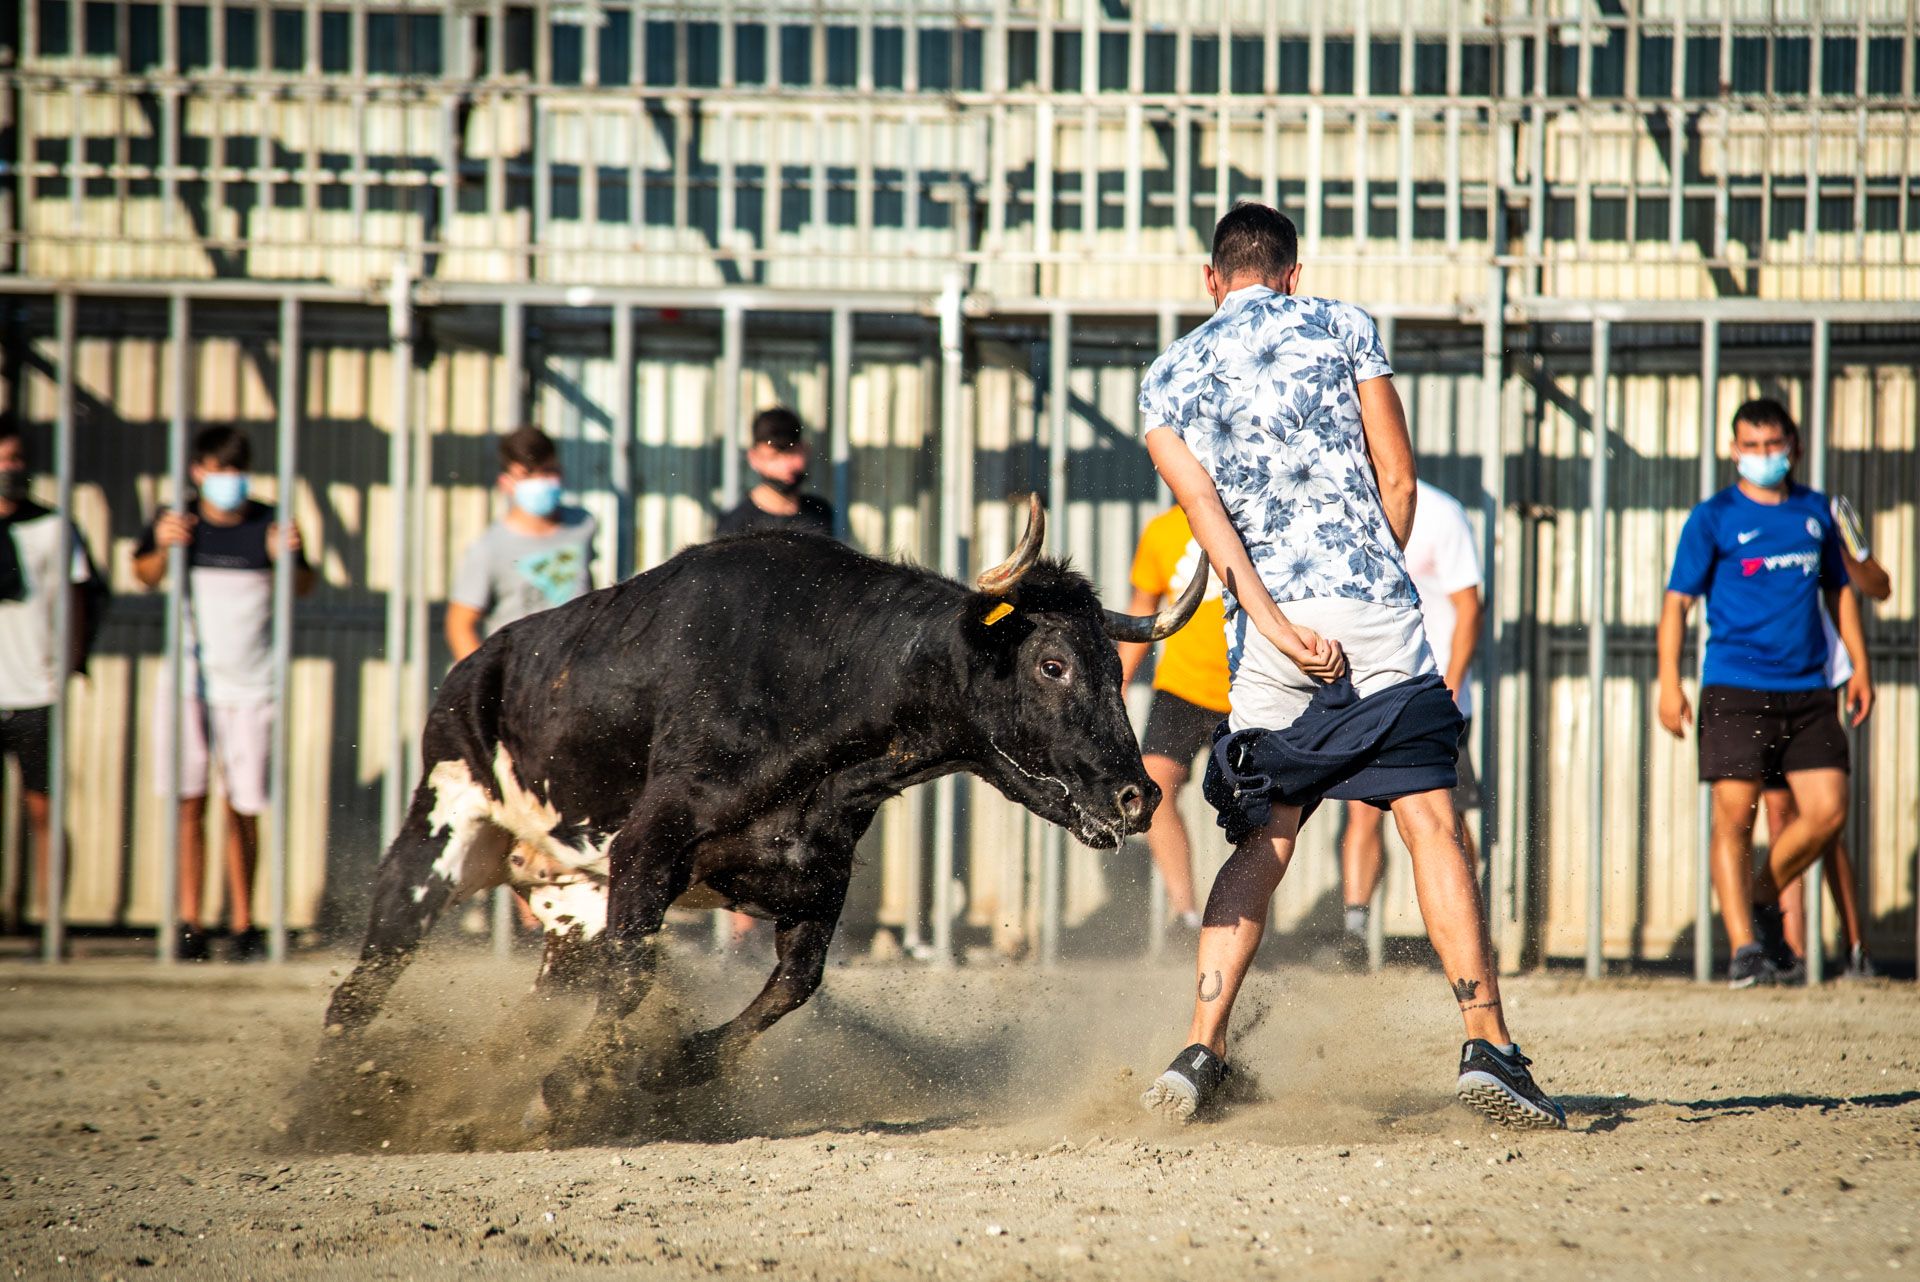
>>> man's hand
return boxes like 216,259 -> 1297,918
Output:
267,521 -> 302,561
1657,682 -> 1692,739
152,510 -> 196,548
1276,624 -> 1347,683
1846,671 -> 1873,727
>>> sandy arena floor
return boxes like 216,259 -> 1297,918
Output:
2,946 -> 1916,1280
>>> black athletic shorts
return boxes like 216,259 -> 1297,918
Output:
0,705 -> 53,795
1698,685 -> 1849,784
1141,691 -> 1226,765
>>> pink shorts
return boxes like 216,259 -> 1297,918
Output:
152,696 -> 274,815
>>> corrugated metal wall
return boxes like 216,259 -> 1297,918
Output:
8,304 -> 1913,966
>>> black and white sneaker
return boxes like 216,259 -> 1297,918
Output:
1728,942 -> 1783,989
1843,943 -> 1879,980
1456,1040 -> 1566,1130
1139,1043 -> 1230,1123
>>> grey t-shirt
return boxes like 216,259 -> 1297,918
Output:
450,508 -> 598,637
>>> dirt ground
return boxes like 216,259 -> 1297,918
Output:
2,944 -> 1916,1281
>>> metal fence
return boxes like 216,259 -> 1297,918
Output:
2,0 -> 1917,974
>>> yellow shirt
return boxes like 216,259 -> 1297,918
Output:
1129,507 -> 1231,714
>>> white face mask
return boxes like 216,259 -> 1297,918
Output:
1736,449 -> 1791,488
512,476 -> 563,517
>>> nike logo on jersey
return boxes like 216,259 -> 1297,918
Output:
1737,529 -> 1760,544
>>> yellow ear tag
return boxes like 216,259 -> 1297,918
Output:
982,602 -> 1014,626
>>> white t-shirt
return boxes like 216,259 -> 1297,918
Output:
0,505 -> 94,710
1402,481 -> 1484,718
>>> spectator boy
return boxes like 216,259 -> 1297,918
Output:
1338,479 -> 1483,964
133,425 -> 314,961
716,408 -> 835,539
0,417 -> 99,939
1769,495 -> 1892,980
446,426 -> 597,662
1657,399 -> 1871,988
1117,505 -> 1230,946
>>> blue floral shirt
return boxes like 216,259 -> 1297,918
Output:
1139,286 -> 1416,611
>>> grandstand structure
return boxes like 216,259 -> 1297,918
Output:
3,1 -> 1917,976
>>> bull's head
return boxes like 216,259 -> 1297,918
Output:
957,496 -> 1209,849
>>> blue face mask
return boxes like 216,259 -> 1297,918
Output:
200,472 -> 250,512
1736,449 -> 1791,489
512,476 -> 563,518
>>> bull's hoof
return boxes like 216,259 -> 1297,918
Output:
638,1030 -> 732,1094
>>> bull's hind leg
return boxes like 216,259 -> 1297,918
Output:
323,774 -> 510,1035
650,915 -> 839,1094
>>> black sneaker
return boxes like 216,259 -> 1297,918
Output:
175,924 -> 211,963
228,927 -> 267,963
1728,942 -> 1782,989
1843,944 -> 1879,980
1455,1040 -> 1567,1130
1140,1043 -> 1230,1123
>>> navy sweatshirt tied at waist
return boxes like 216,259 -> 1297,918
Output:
1201,671 -> 1465,845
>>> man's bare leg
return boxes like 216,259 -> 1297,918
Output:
1184,804 -> 1301,1056
1752,768 -> 1848,904
1143,753 -> 1199,921
24,790 -> 52,920
178,797 -> 208,930
1388,789 -> 1510,1046
1709,779 -> 1763,950
224,805 -> 259,934
1341,799 -> 1385,910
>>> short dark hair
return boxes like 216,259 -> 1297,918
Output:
498,425 -> 559,472
1732,397 -> 1799,442
193,424 -> 252,470
749,407 -> 805,450
1210,202 -> 1298,280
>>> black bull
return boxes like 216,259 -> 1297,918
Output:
322,498 -> 1205,1126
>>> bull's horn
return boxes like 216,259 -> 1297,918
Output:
1104,557 -> 1209,643
975,493 -> 1046,595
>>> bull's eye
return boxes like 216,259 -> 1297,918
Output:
1040,658 -> 1070,683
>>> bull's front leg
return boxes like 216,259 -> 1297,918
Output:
527,795 -> 694,1131
646,916 -> 838,1095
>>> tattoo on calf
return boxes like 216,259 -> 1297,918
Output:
1197,970 -> 1223,1002
1451,977 -> 1480,1003
1460,1000 -> 1502,1012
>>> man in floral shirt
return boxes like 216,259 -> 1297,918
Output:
1135,203 -> 1563,1130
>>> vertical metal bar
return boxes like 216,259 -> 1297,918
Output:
43,292 -> 76,964
381,264 -> 412,848
267,297 -> 301,965
1039,306 -> 1071,969
612,301 -> 635,580
499,299 -> 524,428
160,292 -> 190,964
1805,317 -> 1830,985
1695,317 -> 1719,984
719,300 -> 744,510
829,306 -> 852,543
930,273 -> 968,966
1481,254 -> 1511,967
1586,318 -> 1611,980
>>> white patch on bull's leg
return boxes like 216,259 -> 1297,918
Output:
526,879 -> 609,940
421,758 -> 513,903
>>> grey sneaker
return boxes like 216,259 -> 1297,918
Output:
1728,942 -> 1783,989
1456,1040 -> 1567,1130
1140,1043 -> 1229,1123
1843,944 -> 1879,980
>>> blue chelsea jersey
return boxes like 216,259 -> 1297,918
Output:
1666,483 -> 1848,691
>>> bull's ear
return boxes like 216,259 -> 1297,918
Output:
958,589 -> 1033,655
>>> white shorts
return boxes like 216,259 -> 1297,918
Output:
152,695 -> 274,815
1226,596 -> 1437,733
